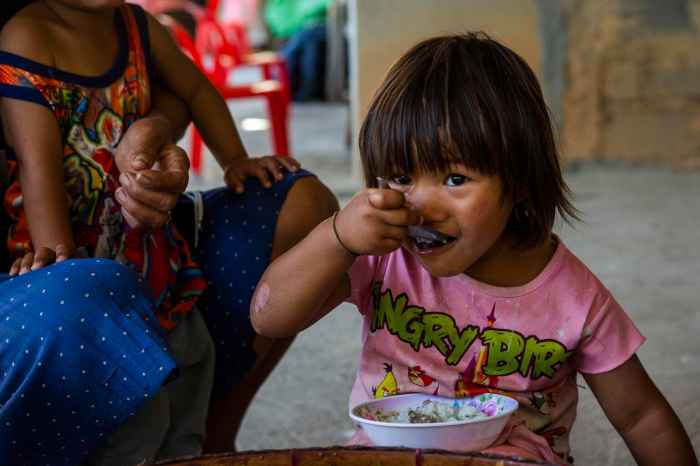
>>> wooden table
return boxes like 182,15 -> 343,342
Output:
157,446 -> 555,466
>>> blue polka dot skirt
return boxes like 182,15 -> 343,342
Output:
0,259 -> 175,466
0,170 -> 314,465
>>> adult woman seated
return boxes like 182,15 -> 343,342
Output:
0,88 -> 338,465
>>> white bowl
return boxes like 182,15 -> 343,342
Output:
349,393 -> 518,451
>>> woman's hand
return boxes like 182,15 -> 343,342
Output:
332,188 -> 421,256
9,244 -> 71,276
114,116 -> 189,230
223,156 -> 301,194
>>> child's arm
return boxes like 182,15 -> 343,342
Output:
251,188 -> 420,338
584,355 -> 698,466
143,13 -> 298,192
0,19 -> 77,266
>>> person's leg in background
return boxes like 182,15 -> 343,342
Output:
295,24 -> 327,101
171,171 -> 338,453
281,24 -> 328,101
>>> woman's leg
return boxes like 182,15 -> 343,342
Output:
205,175 -> 336,452
174,172 -> 337,452
0,259 -> 176,466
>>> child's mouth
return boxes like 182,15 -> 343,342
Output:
409,226 -> 457,251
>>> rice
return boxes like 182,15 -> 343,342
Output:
372,399 -> 488,424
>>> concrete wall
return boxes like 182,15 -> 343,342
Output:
348,0 -> 540,178
348,0 -> 700,171
559,0 -> 700,167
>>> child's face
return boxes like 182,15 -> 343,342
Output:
386,164 -> 514,278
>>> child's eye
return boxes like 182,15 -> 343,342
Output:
391,175 -> 413,186
445,174 -> 469,186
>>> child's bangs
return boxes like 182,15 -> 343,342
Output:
360,38 -> 503,186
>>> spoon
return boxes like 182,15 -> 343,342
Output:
375,177 -> 455,244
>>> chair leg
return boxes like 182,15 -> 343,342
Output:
276,63 -> 292,107
267,93 -> 289,156
191,125 -> 204,175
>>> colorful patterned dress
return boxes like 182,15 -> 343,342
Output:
0,4 -> 205,330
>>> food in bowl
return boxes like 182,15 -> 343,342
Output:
359,399 -> 491,424
349,393 -> 518,451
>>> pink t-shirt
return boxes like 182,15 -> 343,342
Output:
346,240 -> 644,464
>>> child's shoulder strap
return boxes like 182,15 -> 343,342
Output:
0,51 -> 53,108
120,3 -> 154,81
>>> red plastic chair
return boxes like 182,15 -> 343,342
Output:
194,1 -> 292,105
163,16 -> 290,174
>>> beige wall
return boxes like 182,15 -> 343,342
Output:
348,0 -> 540,177
561,0 -> 700,167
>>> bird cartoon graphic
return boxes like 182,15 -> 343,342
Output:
372,363 -> 400,399
408,365 -> 440,395
408,365 -> 434,387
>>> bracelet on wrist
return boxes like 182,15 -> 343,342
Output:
332,211 -> 360,257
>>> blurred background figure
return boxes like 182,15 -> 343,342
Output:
265,0 -> 331,101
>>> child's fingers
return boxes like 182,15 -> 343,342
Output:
378,208 -> 422,227
251,163 -> 273,188
9,257 -> 22,276
54,244 -> 70,262
257,157 -> 285,181
31,247 -> 57,270
368,189 -> 405,210
379,237 -> 403,252
275,156 -> 301,172
377,224 -> 409,242
224,170 -> 245,194
19,252 -> 34,275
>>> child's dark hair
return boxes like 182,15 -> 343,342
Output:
359,32 -> 578,248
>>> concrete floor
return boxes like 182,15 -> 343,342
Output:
186,98 -> 699,465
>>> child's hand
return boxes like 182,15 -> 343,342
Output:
9,244 -> 71,276
223,156 -> 301,194
333,188 -> 421,256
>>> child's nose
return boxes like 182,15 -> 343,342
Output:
404,189 -> 448,224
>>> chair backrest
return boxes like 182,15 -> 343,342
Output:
193,16 -> 244,86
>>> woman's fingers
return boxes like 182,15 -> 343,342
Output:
133,166 -> 187,194
114,116 -> 165,173
153,143 -> 190,191
119,173 -> 177,213
117,187 -> 170,230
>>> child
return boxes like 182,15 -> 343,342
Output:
0,0 -> 312,463
251,33 -> 698,465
